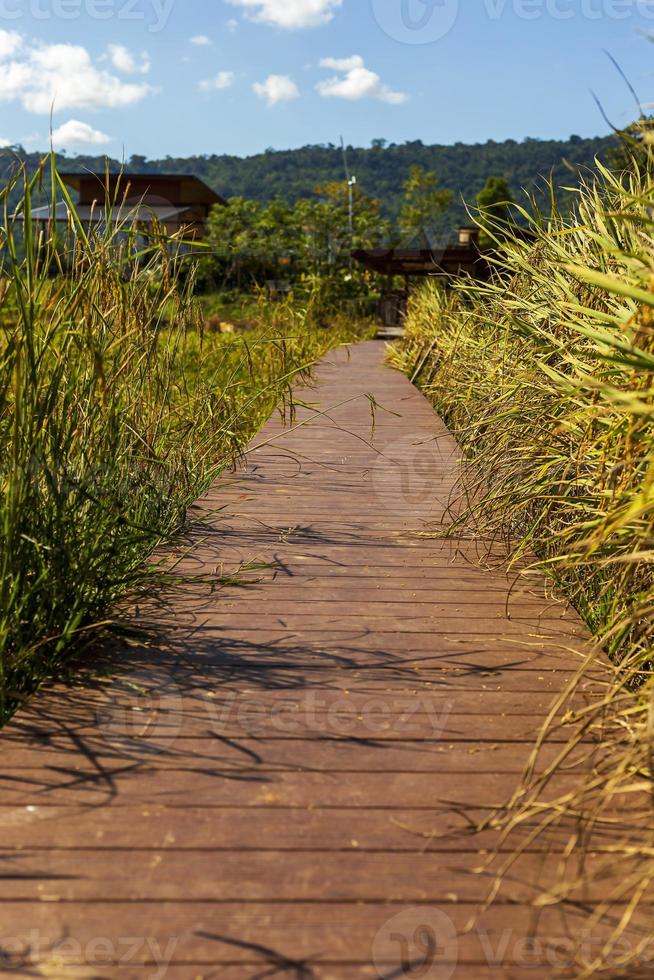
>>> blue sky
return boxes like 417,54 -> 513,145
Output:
0,0 -> 653,158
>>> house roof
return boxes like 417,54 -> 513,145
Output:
25,202 -> 201,225
58,172 -> 227,207
352,246 -> 489,279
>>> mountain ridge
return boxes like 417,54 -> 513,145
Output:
1,133 -> 615,224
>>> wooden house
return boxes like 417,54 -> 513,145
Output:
28,173 -> 226,241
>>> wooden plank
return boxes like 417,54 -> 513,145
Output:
0,739 -> 591,773
4,713 -> 581,745
0,903 -> 647,968
160,597 -> 575,620
9,687 -> 598,716
0,850 -> 547,904
0,850 -> 642,904
53,970 -> 564,980
79,631 -> 593,667
6,683 -> 601,755
0,769 -> 594,808
0,806 -> 605,852
142,615 -> 584,639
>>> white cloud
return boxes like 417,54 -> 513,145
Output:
0,137 -> 11,148
317,55 -> 407,104
253,74 -> 299,106
228,0 -> 342,29
190,34 -> 212,46
107,43 -> 151,75
0,30 -> 22,60
226,18 -> 239,31
51,119 -> 112,148
199,70 -> 235,92
0,36 -> 154,114
320,55 -> 363,72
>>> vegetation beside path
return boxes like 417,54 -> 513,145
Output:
390,154 -> 654,976
0,160 -> 370,725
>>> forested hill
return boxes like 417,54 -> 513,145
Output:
1,133 -> 614,223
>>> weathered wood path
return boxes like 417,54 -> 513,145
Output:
0,341 -> 617,978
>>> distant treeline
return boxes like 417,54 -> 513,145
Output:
0,133 -> 614,229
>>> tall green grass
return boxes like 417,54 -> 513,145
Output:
390,159 -> 654,976
0,157 -> 365,723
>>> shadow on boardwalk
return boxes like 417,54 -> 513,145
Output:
0,342 -> 646,980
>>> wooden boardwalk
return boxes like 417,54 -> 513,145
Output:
0,341 -> 618,978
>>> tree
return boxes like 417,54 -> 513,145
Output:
476,176 -> 515,244
606,118 -> 654,179
204,197 -> 297,289
202,181 -> 390,290
398,166 -> 453,243
477,175 -> 514,221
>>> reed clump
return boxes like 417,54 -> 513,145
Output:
0,158 -> 362,723
390,159 -> 654,976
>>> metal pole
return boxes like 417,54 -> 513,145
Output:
341,137 -> 356,275
348,176 -> 356,236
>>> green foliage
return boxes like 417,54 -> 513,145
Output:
606,117 -> 654,178
476,174 -> 513,210
201,181 -> 390,292
0,156 -> 364,723
398,165 -> 453,243
475,175 -> 516,245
